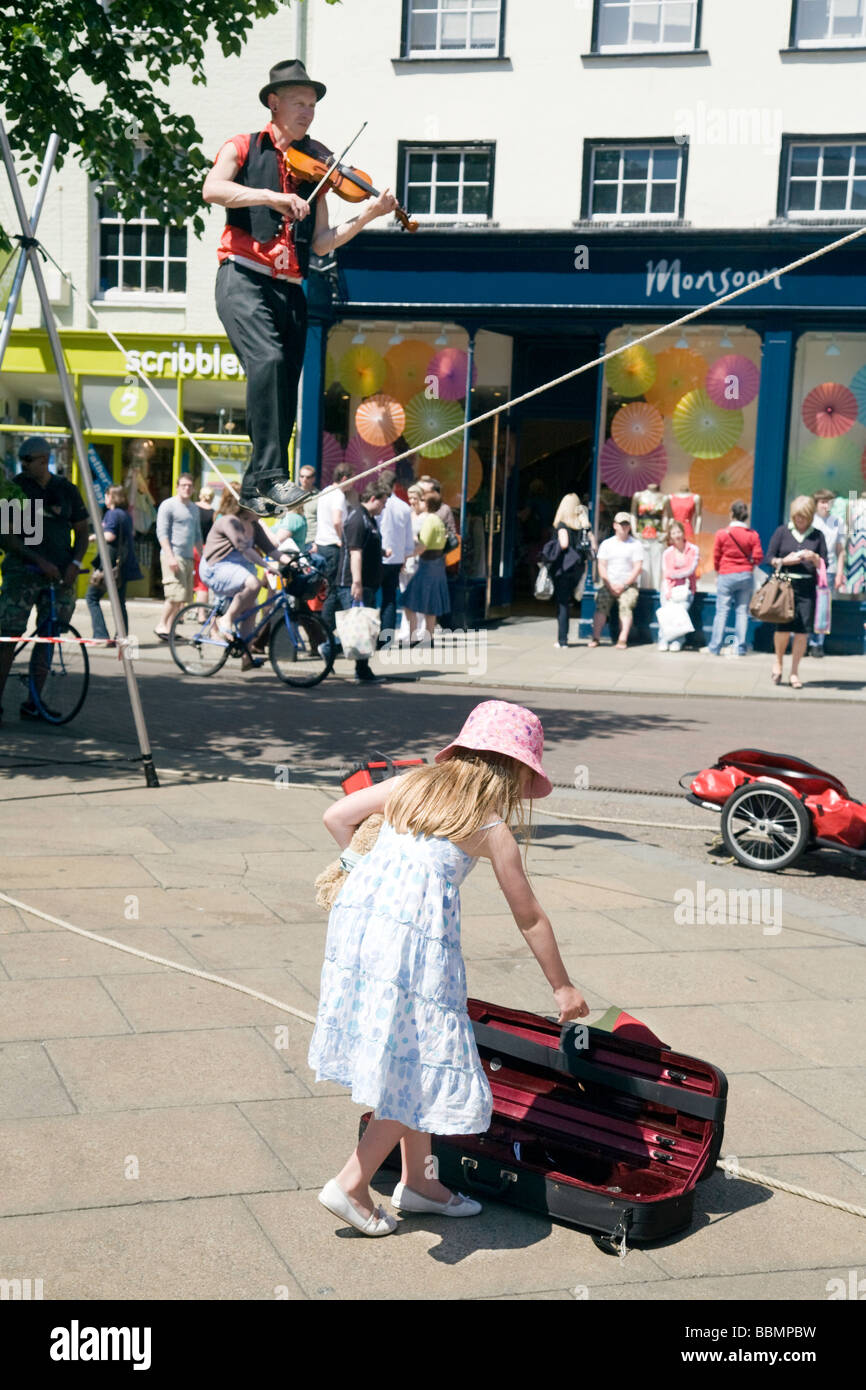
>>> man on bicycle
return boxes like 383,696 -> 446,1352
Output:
0,437 -> 89,725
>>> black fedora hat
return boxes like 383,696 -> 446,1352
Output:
259,58 -> 326,107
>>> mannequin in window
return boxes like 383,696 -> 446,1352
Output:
631,482 -> 668,590
665,487 -> 702,543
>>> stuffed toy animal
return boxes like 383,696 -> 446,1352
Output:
315,813 -> 384,910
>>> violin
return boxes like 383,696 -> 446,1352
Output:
284,138 -> 418,233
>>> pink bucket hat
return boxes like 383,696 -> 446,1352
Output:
434,700 -> 553,798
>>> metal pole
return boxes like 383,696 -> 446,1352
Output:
485,411 -> 499,616
457,334 -> 475,629
0,121 -> 159,787
0,133 -> 60,370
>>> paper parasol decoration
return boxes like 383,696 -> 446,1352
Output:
344,434 -> 396,483
383,339 -> 435,404
788,435 -> 862,496
600,438 -> 667,494
403,392 -> 465,459
355,393 -> 406,447
673,389 -> 743,458
319,431 -> 346,489
688,448 -> 754,513
705,354 -> 760,411
426,347 -> 477,402
337,344 -> 387,398
645,347 -> 708,416
801,382 -> 858,438
605,343 -> 657,398
610,402 -> 665,456
849,364 -> 866,426
432,447 -> 483,508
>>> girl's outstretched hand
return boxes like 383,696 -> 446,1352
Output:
554,984 -> 590,1023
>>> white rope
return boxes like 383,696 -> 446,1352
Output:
38,220 -> 866,506
541,808 -> 716,831
1,885 -> 863,1221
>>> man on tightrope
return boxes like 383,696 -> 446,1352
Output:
203,59 -> 398,517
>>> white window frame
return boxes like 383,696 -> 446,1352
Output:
784,140 -> 866,218
93,170 -> 187,304
402,145 -> 493,222
596,0 -> 699,53
794,0 -> 866,47
589,144 -> 683,221
405,0 -> 502,57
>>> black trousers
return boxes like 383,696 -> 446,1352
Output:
316,543 -> 341,636
379,564 -> 402,639
215,260 -> 307,489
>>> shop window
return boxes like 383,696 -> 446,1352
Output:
594,0 -> 700,52
97,183 -> 187,298
402,0 -> 503,56
585,143 -> 684,219
792,0 -> 866,46
596,325 -> 762,588
785,331 -> 866,594
398,143 -> 494,220
782,139 -> 866,218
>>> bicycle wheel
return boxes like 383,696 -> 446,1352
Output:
25,624 -> 90,725
721,783 -> 811,872
269,610 -> 333,688
169,602 -> 231,676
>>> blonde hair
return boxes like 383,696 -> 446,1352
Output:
385,750 -> 530,845
790,495 -> 815,527
553,493 -> 589,530
199,486 -> 215,504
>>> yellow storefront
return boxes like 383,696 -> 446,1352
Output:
0,329 -> 252,598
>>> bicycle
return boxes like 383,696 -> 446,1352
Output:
168,552 -> 334,688
6,566 -> 91,724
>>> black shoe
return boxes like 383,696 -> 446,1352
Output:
353,671 -> 383,685
240,651 -> 265,671
240,480 -> 309,515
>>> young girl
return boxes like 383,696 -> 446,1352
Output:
308,700 -> 589,1237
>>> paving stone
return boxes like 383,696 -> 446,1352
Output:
254,1024 -> 340,1098
604,903 -> 840,953
46,1029 -> 308,1111
0,927 -> 201,979
570,950 -> 810,1009
245,1188 -> 664,1299
133,850 -> 247,888
584,1267 -> 863,1300
0,906 -> 30,934
240,1095 -> 369,1188
0,825 -> 169,856
728,1153 -> 866,1208
462,911 -> 658,959
613,1006 -> 803,1071
719,1000 -> 866,1067
760,1068 -> 866,1139
0,1042 -> 76,1118
0,978 -> 131,1042
717,1074 -> 862,1155
740,947 -> 866,999
170,921 -> 327,973
0,1104 -> 297,1216
1,885 -> 285,933
465,956 -> 611,1015
100,967 -> 316,1032
0,1197 -> 305,1300
0,856 -> 156,889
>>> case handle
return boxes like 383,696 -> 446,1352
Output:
460,1157 -> 518,1195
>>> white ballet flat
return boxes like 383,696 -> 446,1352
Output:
391,1180 -> 482,1217
318,1178 -> 397,1236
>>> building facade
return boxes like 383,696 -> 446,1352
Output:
2,1 -> 865,638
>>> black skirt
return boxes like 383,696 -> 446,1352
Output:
773,576 -> 816,634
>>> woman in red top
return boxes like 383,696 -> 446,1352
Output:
709,500 -> 764,656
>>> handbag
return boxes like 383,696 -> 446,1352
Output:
335,602 -> 380,660
749,568 -> 795,623
657,602 -> 694,640
534,563 -> 554,600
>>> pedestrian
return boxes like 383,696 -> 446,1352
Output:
376,468 -> 415,647
199,487 -> 290,670
588,512 -> 643,649
153,474 -> 203,641
193,484 -> 216,600
203,60 -> 398,515
308,699 -> 589,1236
0,437 -> 89,726
807,489 -> 846,658
657,520 -> 699,653
316,464 -> 352,645
86,485 -> 143,647
766,495 -> 828,689
417,475 -> 458,543
708,500 -> 764,656
328,481 -> 389,684
547,492 -> 593,649
401,487 -> 450,645
298,463 -> 319,547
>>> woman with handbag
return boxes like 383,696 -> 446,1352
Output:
546,493 -> 594,648
765,496 -> 828,688
708,500 -> 764,656
657,521 -> 699,652
86,485 -> 142,647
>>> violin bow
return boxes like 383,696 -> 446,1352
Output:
305,121 -> 368,204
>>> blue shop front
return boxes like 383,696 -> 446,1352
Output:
299,227 -> 866,652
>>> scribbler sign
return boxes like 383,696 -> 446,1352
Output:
123,341 -> 245,380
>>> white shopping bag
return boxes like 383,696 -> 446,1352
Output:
335,604 -> 381,660
656,602 -> 694,641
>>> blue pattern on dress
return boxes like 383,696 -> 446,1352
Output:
307,819 -> 495,1134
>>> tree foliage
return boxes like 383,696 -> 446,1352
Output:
1,0 -> 340,246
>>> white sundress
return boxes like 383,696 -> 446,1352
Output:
307,818 -> 501,1135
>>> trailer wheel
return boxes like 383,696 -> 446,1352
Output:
721,783 -> 811,871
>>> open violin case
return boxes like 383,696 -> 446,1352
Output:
362,998 -> 727,1253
